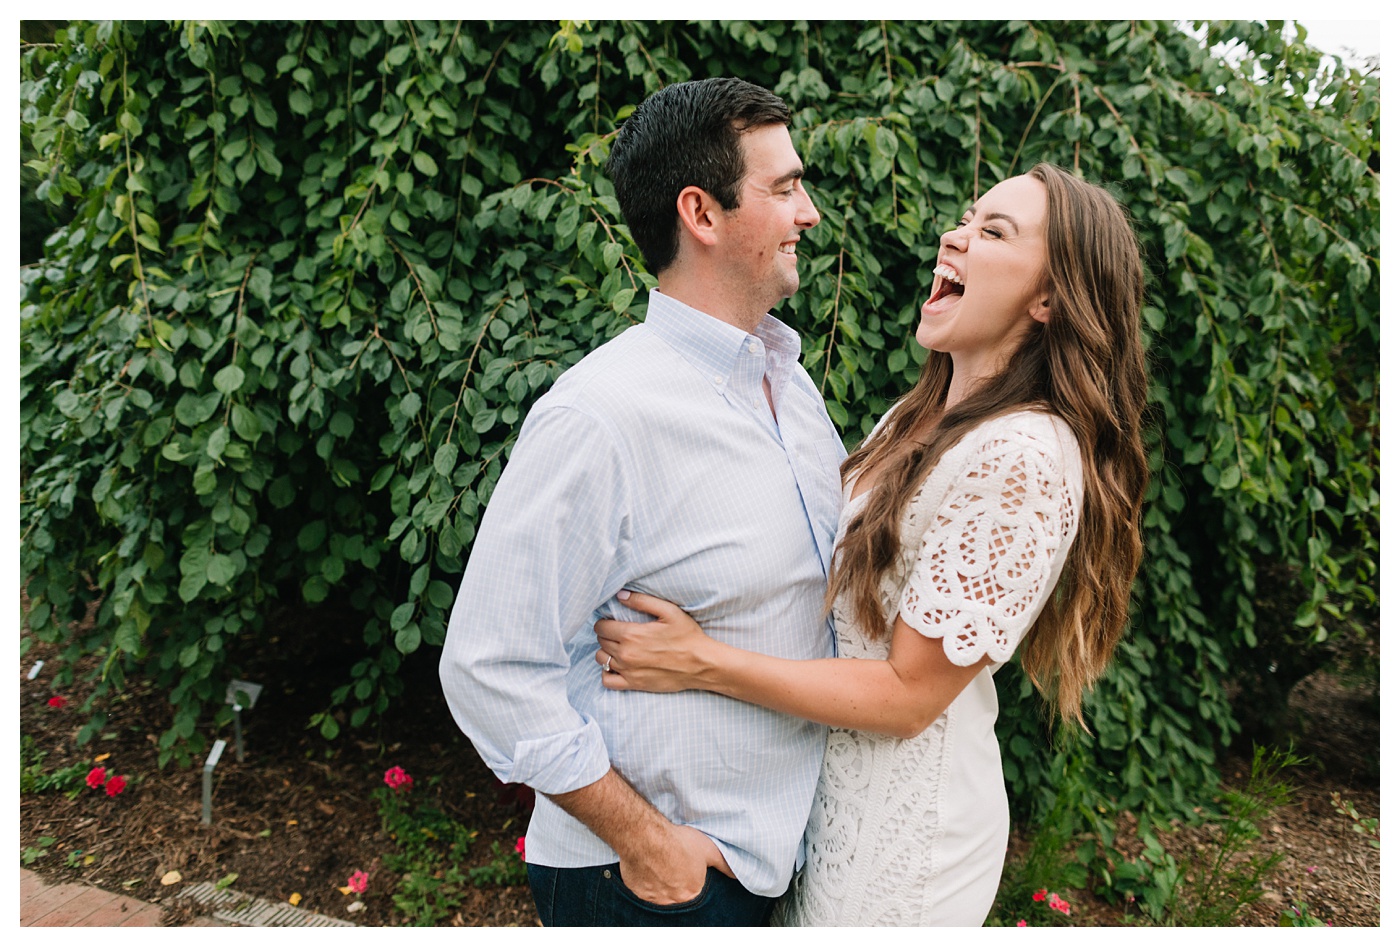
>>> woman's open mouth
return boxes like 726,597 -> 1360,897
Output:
929,263 -> 965,303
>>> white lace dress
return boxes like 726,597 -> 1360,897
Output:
773,409 -> 1083,926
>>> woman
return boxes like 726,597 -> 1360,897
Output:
594,163 -> 1149,926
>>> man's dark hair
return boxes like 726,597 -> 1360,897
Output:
605,77 -> 791,274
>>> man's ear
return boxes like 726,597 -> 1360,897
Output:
676,185 -> 720,247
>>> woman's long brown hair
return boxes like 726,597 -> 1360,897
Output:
828,163 -> 1149,727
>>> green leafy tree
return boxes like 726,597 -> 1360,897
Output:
21,17 -> 1376,834
20,20 -> 73,263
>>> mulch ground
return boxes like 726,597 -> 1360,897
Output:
1033,668 -> 1381,927
19,606 -> 1379,927
19,604 -> 538,927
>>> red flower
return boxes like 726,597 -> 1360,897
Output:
347,870 -> 368,894
86,767 -> 107,789
1017,920 -> 1028,927
1048,894 -> 1071,915
47,695 -> 68,708
1032,889 -> 1047,902
104,775 -> 127,796
515,836 -> 526,860
383,766 -> 414,792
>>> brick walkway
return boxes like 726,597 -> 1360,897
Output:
20,869 -> 223,927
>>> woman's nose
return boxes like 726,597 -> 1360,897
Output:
940,227 -> 967,251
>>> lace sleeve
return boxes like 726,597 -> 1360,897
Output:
897,425 -> 1080,666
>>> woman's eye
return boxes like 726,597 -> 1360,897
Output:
983,227 -> 1003,239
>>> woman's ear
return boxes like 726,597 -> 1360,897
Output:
676,185 -> 720,248
1029,292 -> 1052,324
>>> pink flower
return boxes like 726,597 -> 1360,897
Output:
1032,889 -> 1047,902
86,767 -> 107,789
383,766 -> 414,792
1048,894 -> 1071,915
347,870 -> 368,894
47,695 -> 68,708
515,836 -> 526,860
105,775 -> 127,796
1307,865 -> 1318,874
1017,920 -> 1027,927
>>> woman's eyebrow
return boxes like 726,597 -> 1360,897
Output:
983,211 -> 1020,233
964,205 -> 1021,233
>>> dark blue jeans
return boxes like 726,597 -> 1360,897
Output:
527,862 -> 776,926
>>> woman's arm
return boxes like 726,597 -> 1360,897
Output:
595,426 -> 1071,738
595,591 -> 989,739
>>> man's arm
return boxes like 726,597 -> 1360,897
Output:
439,404 -> 720,903
548,769 -> 732,902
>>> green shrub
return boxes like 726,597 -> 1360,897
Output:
21,21 -> 1377,823
1105,745 -> 1303,926
374,766 -> 476,925
1279,901 -> 1327,926
19,735 -> 91,798
467,840 -> 529,888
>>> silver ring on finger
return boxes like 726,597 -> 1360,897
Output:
604,655 -> 612,673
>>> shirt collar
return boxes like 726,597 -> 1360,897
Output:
643,289 -> 800,390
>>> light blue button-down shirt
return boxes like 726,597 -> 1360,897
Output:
439,289 -> 844,897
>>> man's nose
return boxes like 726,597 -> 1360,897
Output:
796,183 -> 820,229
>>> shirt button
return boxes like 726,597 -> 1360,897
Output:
748,341 -> 759,354
752,399 -> 761,408
714,375 -> 724,385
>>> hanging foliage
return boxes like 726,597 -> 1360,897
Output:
21,20 -> 1377,825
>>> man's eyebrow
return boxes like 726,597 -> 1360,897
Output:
769,166 -> 805,188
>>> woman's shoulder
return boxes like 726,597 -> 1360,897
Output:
941,409 -> 1082,483
969,406 -> 1069,435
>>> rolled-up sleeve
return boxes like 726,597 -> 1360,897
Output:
439,404 -> 631,795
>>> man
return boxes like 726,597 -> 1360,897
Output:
439,77 -> 843,926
